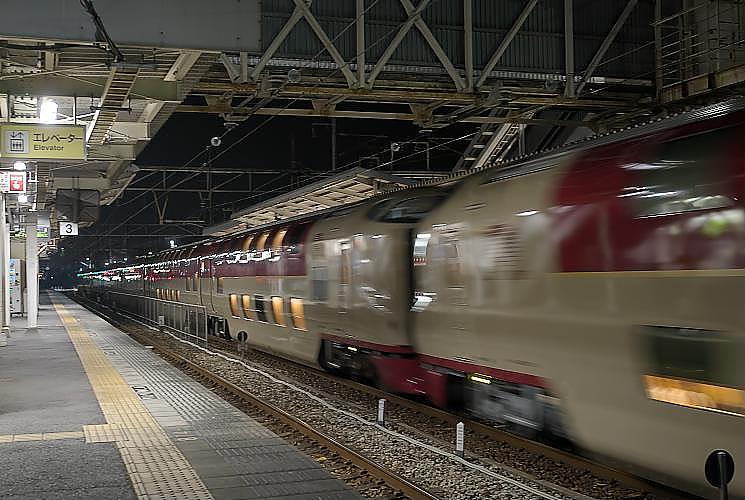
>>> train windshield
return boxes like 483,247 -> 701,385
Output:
367,194 -> 444,223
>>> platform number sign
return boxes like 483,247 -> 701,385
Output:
59,221 -> 78,236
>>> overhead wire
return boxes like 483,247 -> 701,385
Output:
76,0 -> 406,252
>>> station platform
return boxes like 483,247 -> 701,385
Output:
0,292 -> 361,500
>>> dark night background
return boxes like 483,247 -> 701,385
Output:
44,111 -> 474,287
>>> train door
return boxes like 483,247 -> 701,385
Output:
198,258 -> 214,311
338,239 -> 352,329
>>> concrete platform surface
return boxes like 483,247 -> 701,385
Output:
0,292 -> 361,500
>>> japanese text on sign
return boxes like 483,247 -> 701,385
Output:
0,124 -> 86,160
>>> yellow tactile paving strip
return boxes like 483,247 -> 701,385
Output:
53,301 -> 214,500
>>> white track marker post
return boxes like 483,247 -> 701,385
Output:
456,422 -> 465,457
377,399 -> 385,425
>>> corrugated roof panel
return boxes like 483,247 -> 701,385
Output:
260,0 -> 654,79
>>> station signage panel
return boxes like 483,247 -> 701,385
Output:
0,123 -> 86,160
59,221 -> 79,236
0,171 -> 26,193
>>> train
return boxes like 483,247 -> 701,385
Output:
79,98 -> 745,498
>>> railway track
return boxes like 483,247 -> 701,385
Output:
72,293 -> 702,500
202,335 -> 698,500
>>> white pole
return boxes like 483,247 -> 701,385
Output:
0,193 -> 8,345
377,398 -> 385,425
456,422 -> 465,457
26,219 -> 38,328
3,197 -> 9,328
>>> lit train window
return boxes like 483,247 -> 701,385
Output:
254,295 -> 268,322
271,229 -> 287,250
640,325 -> 744,416
242,235 -> 254,251
229,294 -> 240,318
241,295 -> 253,320
255,232 -> 269,250
216,277 -> 224,294
289,298 -> 307,330
271,296 -> 286,327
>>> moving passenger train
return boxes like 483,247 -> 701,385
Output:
80,99 -> 745,498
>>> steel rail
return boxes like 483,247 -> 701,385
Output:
205,336 -> 698,500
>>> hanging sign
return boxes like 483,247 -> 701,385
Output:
0,123 -> 86,160
59,221 -> 79,236
0,171 -> 26,193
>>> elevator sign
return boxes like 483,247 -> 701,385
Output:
0,172 -> 26,193
0,124 -> 86,160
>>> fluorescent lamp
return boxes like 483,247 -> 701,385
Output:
39,99 -> 58,123
13,161 -> 26,171
17,194 -> 28,203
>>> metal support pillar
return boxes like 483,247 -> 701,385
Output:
464,0 -> 474,91
26,220 -> 38,329
0,194 -> 6,345
654,0 -> 663,101
0,194 -> 8,329
564,0 -> 575,97
356,0 -> 366,88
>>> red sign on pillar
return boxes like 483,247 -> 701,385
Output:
7,172 -> 25,193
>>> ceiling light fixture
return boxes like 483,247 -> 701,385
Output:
39,98 -> 58,123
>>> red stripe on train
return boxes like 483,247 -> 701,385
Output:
418,354 -> 547,388
320,334 -> 416,354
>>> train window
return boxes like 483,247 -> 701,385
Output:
216,277 -> 224,294
311,267 -> 328,301
271,229 -> 287,250
289,298 -> 307,330
256,232 -> 270,250
176,290 -> 180,301
185,276 -> 191,291
627,128 -> 737,217
242,234 -> 255,251
229,294 -> 240,318
640,325 -> 744,416
285,223 -> 309,254
241,295 -> 253,320
271,296 -> 286,327
367,195 -> 444,223
254,295 -> 268,322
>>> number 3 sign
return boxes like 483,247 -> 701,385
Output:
59,221 -> 78,236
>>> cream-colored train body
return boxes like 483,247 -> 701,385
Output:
78,99 -> 745,498
412,107 -> 745,497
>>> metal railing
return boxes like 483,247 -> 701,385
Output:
106,290 -> 208,348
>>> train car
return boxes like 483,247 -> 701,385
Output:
78,98 -> 744,497
411,99 -> 745,496
91,188 -> 446,393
